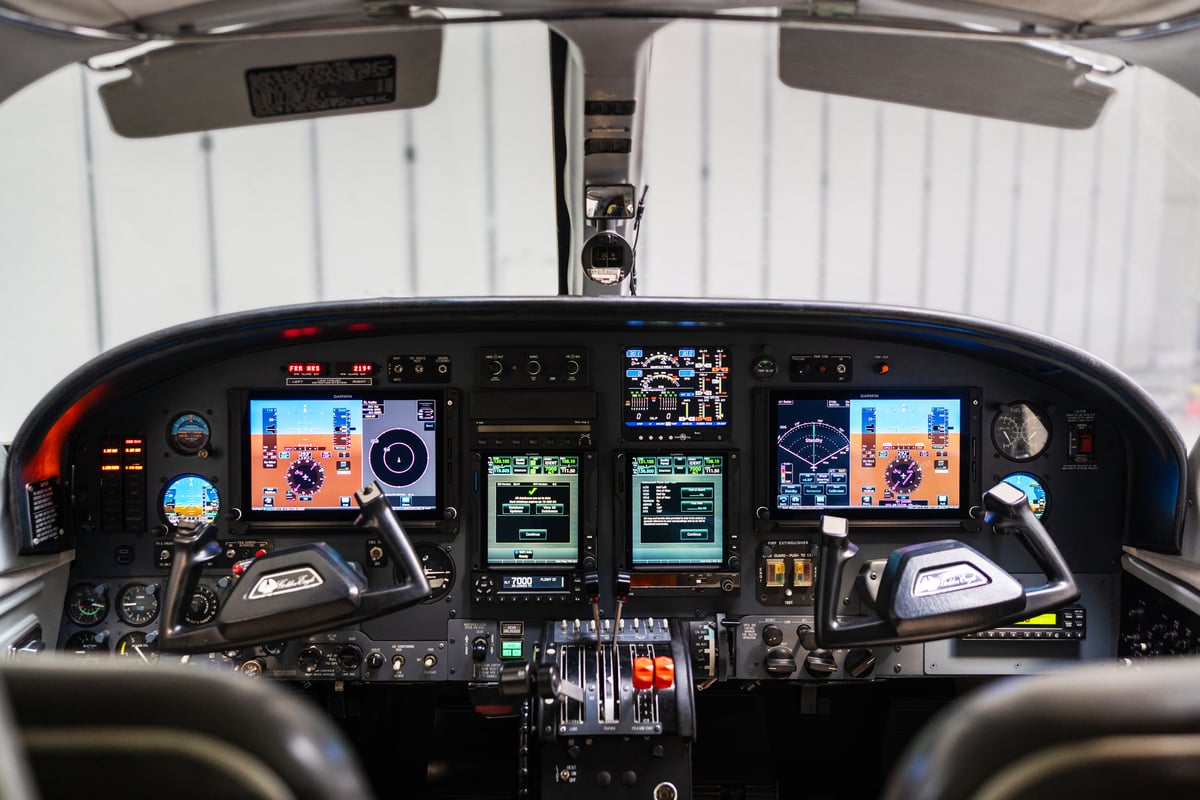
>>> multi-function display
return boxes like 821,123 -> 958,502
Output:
773,391 -> 968,514
484,454 -> 580,567
622,347 -> 729,429
247,394 -> 439,516
629,454 -> 725,567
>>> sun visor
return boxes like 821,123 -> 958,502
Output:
779,28 -> 1114,129
100,26 -> 442,138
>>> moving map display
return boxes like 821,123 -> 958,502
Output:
248,394 -> 439,515
774,393 -> 965,513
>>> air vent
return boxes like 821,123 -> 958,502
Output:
584,138 -> 632,156
584,100 -> 635,116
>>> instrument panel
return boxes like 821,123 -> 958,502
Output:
15,298 -> 1178,684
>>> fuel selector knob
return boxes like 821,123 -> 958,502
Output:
844,648 -> 876,678
763,646 -> 797,678
804,649 -> 837,678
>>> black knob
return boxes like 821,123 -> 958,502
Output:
366,652 -> 385,671
796,624 -> 817,651
844,648 -> 876,678
296,647 -> 322,674
804,649 -> 837,677
761,624 -> 784,647
488,360 -> 505,376
338,645 -> 363,672
471,636 -> 489,661
763,646 -> 796,678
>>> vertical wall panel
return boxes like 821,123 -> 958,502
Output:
315,111 -> 414,299
1117,70 -> 1166,372
1008,123 -> 1058,334
208,119 -> 317,315
0,68 -> 96,441
922,113 -> 973,314
823,96 -> 877,303
705,23 -> 768,298
965,120 -> 1018,320
490,23 -> 558,295
875,105 -> 928,309
641,22 -> 704,297
1044,127 -> 1098,345
762,78 -> 821,300
84,70 -> 211,345
411,26 -> 490,296
1085,82 -> 1136,365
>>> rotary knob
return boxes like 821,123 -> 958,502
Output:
804,649 -> 837,678
844,648 -> 876,678
763,646 -> 796,678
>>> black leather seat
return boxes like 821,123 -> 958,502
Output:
884,658 -> 1200,800
2,657 -> 373,800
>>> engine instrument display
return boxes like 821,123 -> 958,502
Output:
161,474 -> 220,526
484,454 -> 580,567
246,393 -> 439,517
628,454 -> 726,568
772,390 -> 973,516
623,347 -> 729,432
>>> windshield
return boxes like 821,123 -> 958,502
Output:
1,17 -> 1198,445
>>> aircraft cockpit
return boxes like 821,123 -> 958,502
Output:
3,2 -> 1200,798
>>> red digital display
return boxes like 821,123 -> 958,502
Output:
348,362 -> 374,375
286,362 -> 325,376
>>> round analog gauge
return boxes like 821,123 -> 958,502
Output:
285,458 -> 326,495
116,631 -> 159,663
1002,472 -> 1050,519
117,583 -> 160,627
184,584 -> 220,626
884,455 -> 923,493
65,583 -> 109,627
161,474 -> 220,526
65,631 -> 109,656
168,412 -> 211,455
410,543 -> 455,603
992,402 -> 1052,461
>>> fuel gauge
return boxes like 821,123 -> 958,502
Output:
992,402 -> 1052,461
